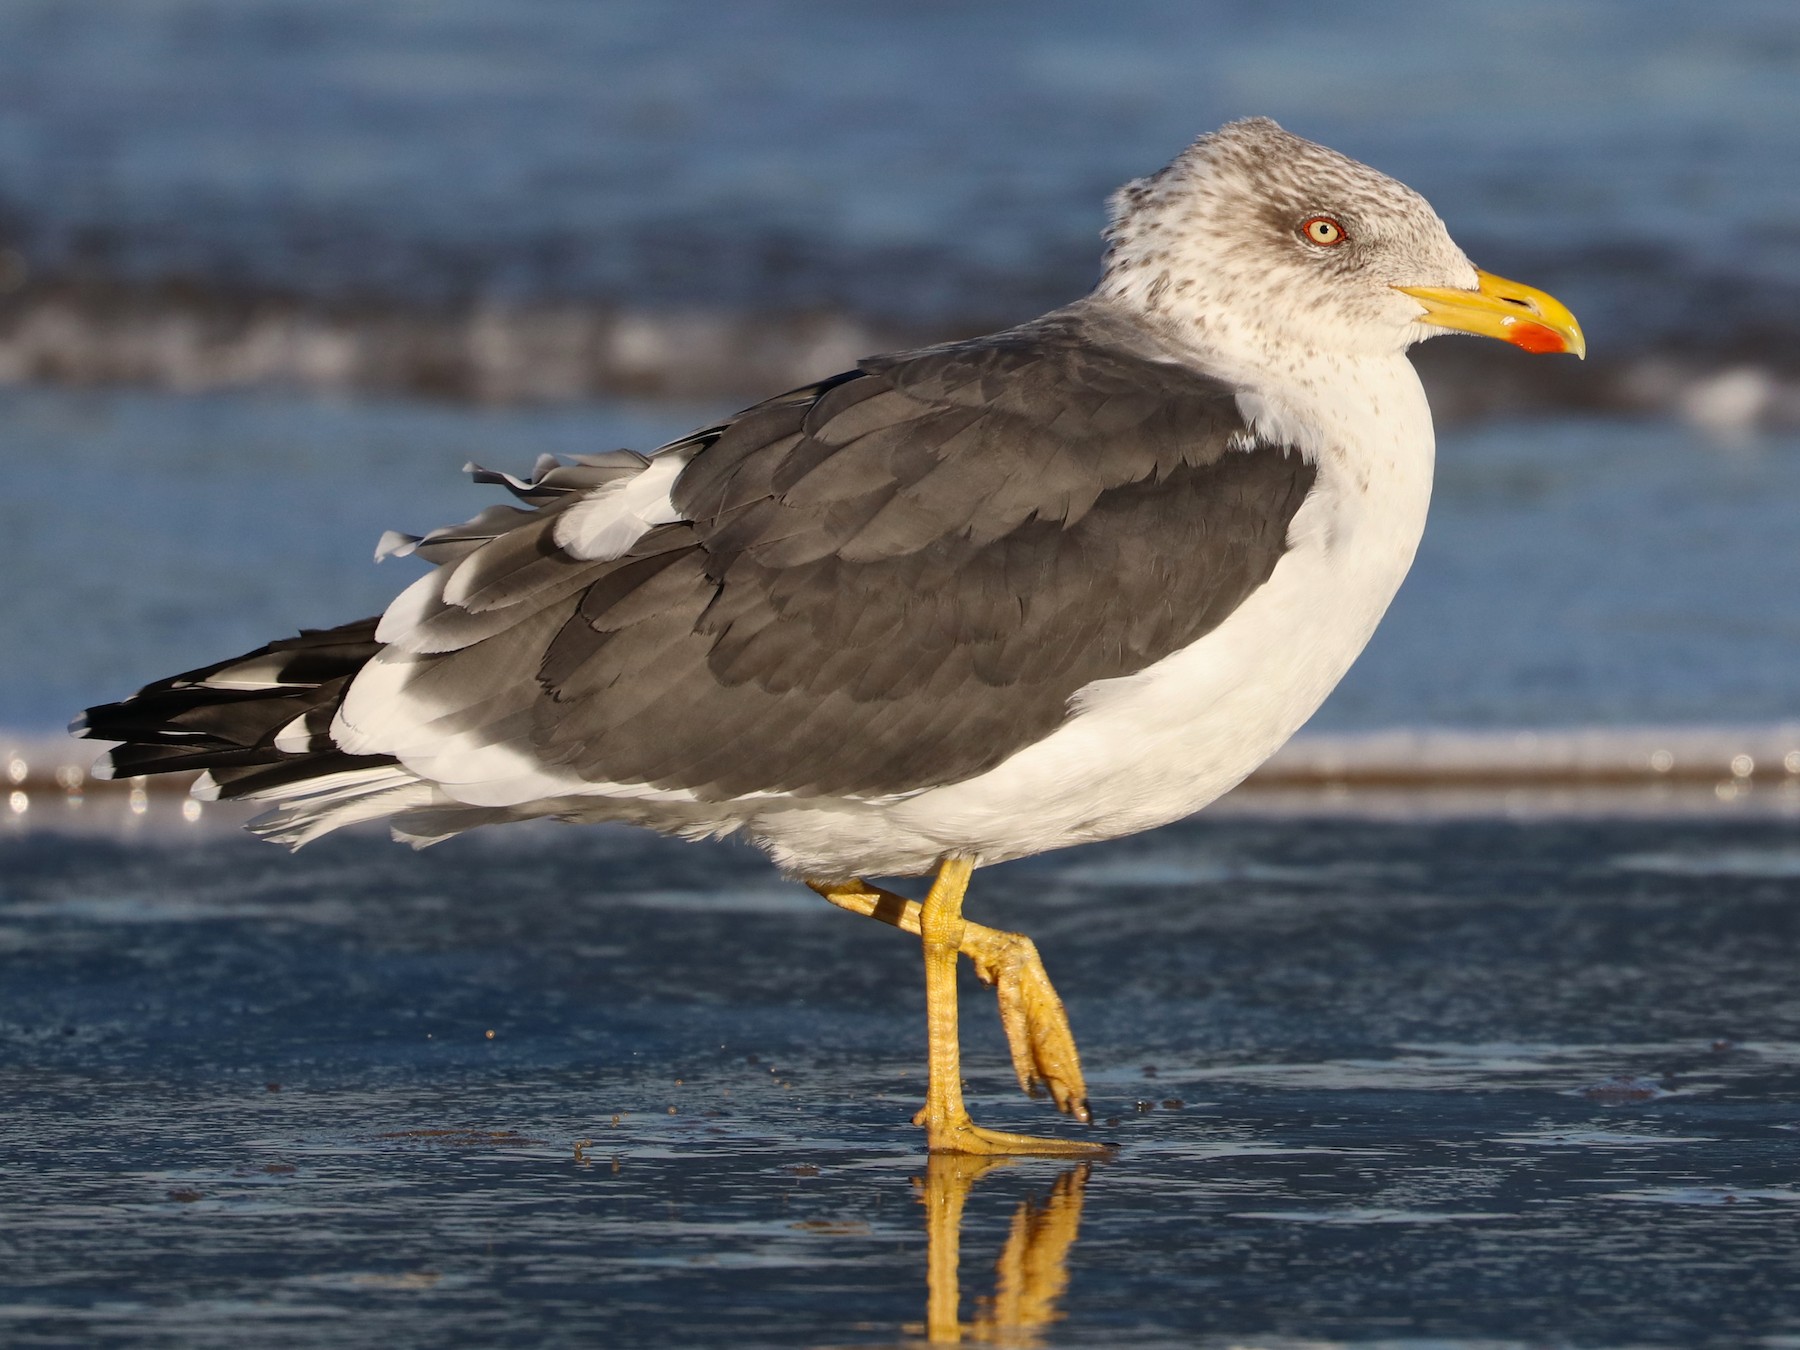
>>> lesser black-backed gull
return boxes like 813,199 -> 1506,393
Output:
79,118 -> 1584,1155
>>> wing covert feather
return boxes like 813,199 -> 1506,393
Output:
372,303 -> 1318,803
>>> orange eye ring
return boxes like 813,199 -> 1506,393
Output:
1301,215 -> 1347,247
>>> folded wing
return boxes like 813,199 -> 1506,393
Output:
335,302 -> 1319,806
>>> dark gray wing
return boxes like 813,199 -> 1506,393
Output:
377,302 -> 1317,801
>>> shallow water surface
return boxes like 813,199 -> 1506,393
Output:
3,815 -> 1799,1346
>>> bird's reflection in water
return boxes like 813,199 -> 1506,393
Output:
910,1155 -> 1092,1345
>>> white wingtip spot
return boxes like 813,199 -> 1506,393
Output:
273,712 -> 316,754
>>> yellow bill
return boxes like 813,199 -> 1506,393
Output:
1395,269 -> 1585,358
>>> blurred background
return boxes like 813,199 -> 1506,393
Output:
2,0 -> 1798,746
10,11 -> 1800,1343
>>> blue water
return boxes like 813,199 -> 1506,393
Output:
0,4 -> 1793,736
0,0 -> 1795,347
5,16 -> 1800,1347
5,815 -> 1800,1346
5,385 -> 1799,735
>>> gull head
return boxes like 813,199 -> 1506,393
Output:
1099,117 -> 1583,365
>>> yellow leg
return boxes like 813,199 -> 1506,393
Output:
807,875 -> 1092,1123
908,858 -> 1108,1155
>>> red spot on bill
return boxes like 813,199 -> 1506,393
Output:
1507,320 -> 1568,355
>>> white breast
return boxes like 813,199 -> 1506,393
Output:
745,351 -> 1436,877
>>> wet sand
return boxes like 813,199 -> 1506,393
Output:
3,811 -> 1798,1347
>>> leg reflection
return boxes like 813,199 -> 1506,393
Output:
914,1154 -> 1093,1345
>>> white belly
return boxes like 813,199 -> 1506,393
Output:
744,352 -> 1436,877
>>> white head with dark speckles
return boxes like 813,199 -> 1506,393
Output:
1099,118 -> 1484,367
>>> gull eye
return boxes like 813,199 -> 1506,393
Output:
1300,216 -> 1346,247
